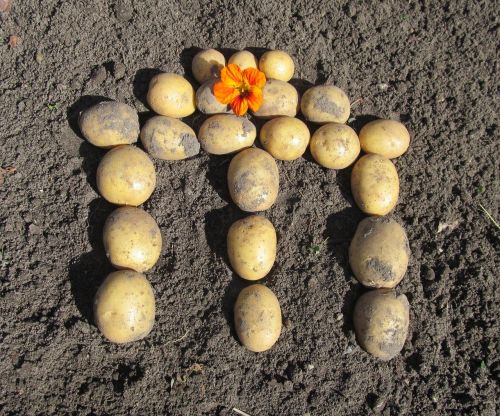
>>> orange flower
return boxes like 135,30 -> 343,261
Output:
213,64 -> 266,116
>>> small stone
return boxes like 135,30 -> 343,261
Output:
114,0 -> 133,22
306,363 -> 314,371
8,34 -> 20,48
0,0 -> 12,13
90,66 -> 107,84
112,371 -> 120,381
372,396 -> 386,412
35,50 -> 44,64
423,266 -> 435,281
111,62 -> 126,79
377,83 -> 389,91
28,224 -> 42,235
283,380 -> 294,391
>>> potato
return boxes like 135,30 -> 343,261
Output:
97,145 -> 156,206
359,119 -> 410,159
301,85 -> 350,124
94,270 -> 155,344
228,148 -> 279,212
147,73 -> 196,118
252,79 -> 299,119
198,114 -> 256,155
351,154 -> 399,216
196,79 -> 231,114
227,215 -> 277,280
349,217 -> 410,288
140,115 -> 200,160
79,101 -> 139,148
310,123 -> 360,169
103,207 -> 162,272
192,48 -> 225,83
353,289 -> 409,361
258,50 -> 294,82
234,284 -> 281,352
228,50 -> 258,70
259,117 -> 310,161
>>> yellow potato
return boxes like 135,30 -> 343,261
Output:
351,154 -> 399,216
252,79 -> 299,119
228,50 -> 258,70
192,48 -> 225,83
310,123 -> 360,169
228,148 -> 279,212
258,50 -> 294,81
259,116 -> 310,161
97,145 -> 156,206
349,217 -> 410,288
301,85 -> 350,124
196,79 -> 232,114
353,289 -> 409,361
79,101 -> 139,148
140,115 -> 200,160
147,73 -> 196,118
94,270 -> 155,344
234,284 -> 281,352
227,215 -> 277,280
198,114 -> 256,155
359,119 -> 410,158
103,206 -> 162,272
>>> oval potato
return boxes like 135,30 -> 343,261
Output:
79,101 -> 139,148
353,289 -> 409,361
94,270 -> 155,344
359,119 -> 410,159
310,123 -> 360,169
349,217 -> 410,288
252,79 -> 299,119
103,206 -> 162,272
351,154 -> 399,216
228,50 -> 258,70
97,145 -> 156,206
196,79 -> 232,114
198,114 -> 256,155
147,73 -> 196,118
192,48 -> 225,83
140,115 -> 200,160
259,116 -> 310,161
227,215 -> 277,280
234,284 -> 282,352
228,148 -> 279,212
258,50 -> 294,82
301,85 -> 350,124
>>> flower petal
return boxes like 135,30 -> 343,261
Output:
213,81 -> 239,104
231,96 -> 248,116
243,67 -> 266,88
220,64 -> 243,88
246,86 -> 263,112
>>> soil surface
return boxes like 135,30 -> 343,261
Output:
0,1 -> 498,415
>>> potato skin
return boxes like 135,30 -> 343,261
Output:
351,154 -> 399,216
94,270 -> 155,344
198,114 -> 256,155
140,115 -> 200,160
228,50 -> 258,70
259,116 -> 310,161
258,50 -> 294,82
97,145 -> 156,206
353,289 -> 409,361
227,215 -> 277,280
228,148 -> 280,212
147,73 -> 196,118
103,207 -> 162,272
349,217 -> 410,288
301,85 -> 350,124
310,123 -> 360,169
234,284 -> 282,352
252,79 -> 299,119
359,119 -> 410,159
192,48 -> 225,83
79,101 -> 139,148
196,79 -> 232,115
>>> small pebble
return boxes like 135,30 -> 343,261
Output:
35,50 -> 44,64
306,363 -> 314,371
372,396 -> 386,412
90,66 -> 107,84
114,0 -> 133,22
0,0 -> 12,13
112,62 -> 126,79
28,224 -> 42,235
8,34 -> 20,48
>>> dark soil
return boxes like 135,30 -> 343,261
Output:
0,1 -> 498,415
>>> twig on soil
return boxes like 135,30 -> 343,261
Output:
350,98 -> 364,108
165,329 -> 189,345
232,408 -> 252,416
478,203 -> 500,230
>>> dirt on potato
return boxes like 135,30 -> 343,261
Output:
0,1 -> 498,415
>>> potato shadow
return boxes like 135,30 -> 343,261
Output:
69,198 -> 115,324
180,47 -> 203,79
335,166 -> 355,206
289,78 -> 314,96
222,277 -> 252,342
66,95 -> 113,139
324,207 -> 365,336
132,68 -> 163,108
205,154 -> 233,204
79,141 -> 106,194
347,114 -> 380,133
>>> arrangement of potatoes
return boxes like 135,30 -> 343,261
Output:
76,47 -> 413,359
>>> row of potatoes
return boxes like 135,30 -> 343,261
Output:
79,48 -> 412,359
